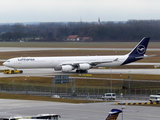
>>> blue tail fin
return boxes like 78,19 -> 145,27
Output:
105,109 -> 122,120
128,37 -> 150,56
122,37 -> 150,65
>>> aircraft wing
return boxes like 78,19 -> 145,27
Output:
89,58 -> 118,66
61,58 -> 118,66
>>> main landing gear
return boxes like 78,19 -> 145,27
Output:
76,70 -> 88,73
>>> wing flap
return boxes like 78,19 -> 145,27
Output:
90,58 -> 118,65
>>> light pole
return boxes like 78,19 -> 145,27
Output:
121,93 -> 123,104
110,68 -> 112,93
25,76 -> 29,94
12,80 -> 14,94
121,106 -> 125,120
128,71 -> 131,99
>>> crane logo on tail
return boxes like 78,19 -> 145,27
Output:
137,45 -> 145,54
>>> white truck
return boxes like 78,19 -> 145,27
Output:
149,95 -> 160,103
101,93 -> 116,100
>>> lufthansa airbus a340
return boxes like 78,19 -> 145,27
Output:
3,37 -> 153,73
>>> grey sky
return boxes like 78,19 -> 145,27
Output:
0,0 -> 160,23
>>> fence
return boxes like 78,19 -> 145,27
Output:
0,78 -> 160,100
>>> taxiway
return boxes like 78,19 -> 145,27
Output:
0,66 -> 160,78
0,99 -> 160,120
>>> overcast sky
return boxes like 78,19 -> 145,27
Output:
0,0 -> 160,23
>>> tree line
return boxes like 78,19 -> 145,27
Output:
0,20 -> 160,42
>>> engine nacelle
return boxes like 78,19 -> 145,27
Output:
78,63 -> 91,70
62,65 -> 73,72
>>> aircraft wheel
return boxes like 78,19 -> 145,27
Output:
20,70 -> 23,74
76,70 -> 80,73
76,70 -> 88,73
84,70 -> 88,73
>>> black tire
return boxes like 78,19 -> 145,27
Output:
76,70 -> 80,73
76,70 -> 88,73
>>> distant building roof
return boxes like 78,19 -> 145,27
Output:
66,35 -> 92,42
67,35 -> 79,39
80,37 -> 92,40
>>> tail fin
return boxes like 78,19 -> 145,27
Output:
128,37 -> 150,56
105,109 -> 122,120
122,37 -> 150,65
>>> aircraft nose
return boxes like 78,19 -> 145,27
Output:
3,61 -> 12,68
3,62 -> 7,66
3,61 -> 10,67
3,59 -> 14,68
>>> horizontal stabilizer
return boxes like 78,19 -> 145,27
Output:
135,54 -> 156,59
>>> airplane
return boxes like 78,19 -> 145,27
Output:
3,37 -> 153,73
0,109 -> 120,120
105,109 -> 122,120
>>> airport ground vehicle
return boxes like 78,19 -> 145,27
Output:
101,93 -> 116,100
149,95 -> 160,103
3,69 -> 23,74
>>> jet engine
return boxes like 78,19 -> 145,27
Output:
78,63 -> 91,70
62,65 -> 73,72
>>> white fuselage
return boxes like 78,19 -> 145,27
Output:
3,55 -> 128,69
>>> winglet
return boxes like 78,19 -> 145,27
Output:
105,109 -> 122,120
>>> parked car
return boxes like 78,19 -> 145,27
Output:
149,95 -> 160,103
51,95 -> 60,98
101,93 -> 116,100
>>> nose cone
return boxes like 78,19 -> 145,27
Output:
3,62 -> 6,66
3,61 -> 10,67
